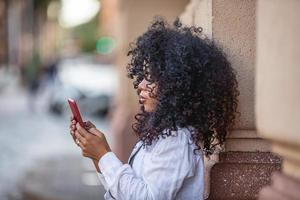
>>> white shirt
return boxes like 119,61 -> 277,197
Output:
97,127 -> 204,200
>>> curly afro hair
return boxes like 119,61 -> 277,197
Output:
127,17 -> 239,156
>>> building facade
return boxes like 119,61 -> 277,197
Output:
110,0 -> 300,199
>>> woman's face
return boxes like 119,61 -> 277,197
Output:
138,79 -> 157,112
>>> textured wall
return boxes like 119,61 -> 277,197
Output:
213,0 -> 256,130
179,0 -> 281,199
256,0 -> 300,179
212,0 -> 271,152
180,0 -> 212,38
256,1 -> 300,199
181,0 -> 270,151
256,0 -> 300,149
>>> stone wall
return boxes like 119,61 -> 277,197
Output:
109,0 -> 300,199
0,0 -> 8,65
256,0 -> 300,199
180,0 -> 282,199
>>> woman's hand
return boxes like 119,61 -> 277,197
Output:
69,116 -> 79,146
69,117 -> 96,146
75,122 -> 111,161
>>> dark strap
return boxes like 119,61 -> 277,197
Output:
129,144 -> 143,166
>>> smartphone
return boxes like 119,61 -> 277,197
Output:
68,98 -> 85,128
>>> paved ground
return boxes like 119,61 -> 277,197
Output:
0,73 -> 109,200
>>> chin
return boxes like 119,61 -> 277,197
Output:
143,104 -> 155,113
144,105 -> 150,112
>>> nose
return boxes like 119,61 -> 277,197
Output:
138,79 -> 147,91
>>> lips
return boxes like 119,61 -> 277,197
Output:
139,95 -> 147,104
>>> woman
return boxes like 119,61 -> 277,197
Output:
69,18 -> 239,200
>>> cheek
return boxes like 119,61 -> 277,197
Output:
145,98 -> 157,110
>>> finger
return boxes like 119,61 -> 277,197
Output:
89,127 -> 103,137
72,134 -> 79,145
85,121 -> 96,128
71,130 -> 77,139
69,123 -> 73,129
75,138 -> 81,147
70,115 -> 74,121
84,121 -> 96,130
72,120 -> 76,125
76,123 -> 88,137
70,124 -> 76,131
69,130 -> 79,146
75,130 -> 86,144
77,140 -> 85,149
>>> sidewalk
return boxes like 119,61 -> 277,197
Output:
0,72 -> 107,200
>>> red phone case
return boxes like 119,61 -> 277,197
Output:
68,98 -> 85,128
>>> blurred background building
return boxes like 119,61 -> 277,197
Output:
0,0 -> 299,200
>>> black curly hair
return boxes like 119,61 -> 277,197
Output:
127,17 -> 239,156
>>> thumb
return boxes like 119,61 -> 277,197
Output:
84,121 -> 96,129
89,127 -> 103,137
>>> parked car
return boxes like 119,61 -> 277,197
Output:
49,55 -> 118,117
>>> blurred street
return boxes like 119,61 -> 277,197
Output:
0,71 -> 108,200
0,0 -> 119,198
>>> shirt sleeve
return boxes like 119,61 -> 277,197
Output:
96,172 -> 108,190
96,170 -> 117,199
98,130 -> 196,200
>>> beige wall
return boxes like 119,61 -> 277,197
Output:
109,0 -> 300,198
213,0 -> 256,130
0,1 -> 7,64
256,0 -> 300,179
165,0 -> 300,198
213,0 -> 271,152
180,0 -> 274,198
181,0 -> 270,152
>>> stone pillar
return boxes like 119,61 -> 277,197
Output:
180,0 -> 281,199
0,0 -> 8,66
256,0 -> 300,199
